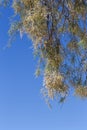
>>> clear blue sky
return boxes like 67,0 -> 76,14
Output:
0,6 -> 87,130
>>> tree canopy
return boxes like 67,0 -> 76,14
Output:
1,0 -> 87,103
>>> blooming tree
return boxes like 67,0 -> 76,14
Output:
1,0 -> 87,102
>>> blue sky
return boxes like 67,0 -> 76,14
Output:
0,5 -> 87,130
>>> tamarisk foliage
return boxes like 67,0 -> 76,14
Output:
1,0 -> 87,102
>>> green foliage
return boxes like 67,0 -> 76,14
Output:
1,0 -> 87,102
